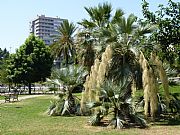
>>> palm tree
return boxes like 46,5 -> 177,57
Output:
106,17 -> 160,119
88,77 -> 147,128
79,2 -> 112,28
76,30 -> 95,72
98,14 -> 156,83
50,20 -> 77,67
47,65 -> 88,116
78,2 -> 124,58
79,2 -> 124,29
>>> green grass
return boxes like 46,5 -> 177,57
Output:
135,85 -> 180,99
169,85 -> 180,94
0,95 -> 4,100
1,91 -> 180,135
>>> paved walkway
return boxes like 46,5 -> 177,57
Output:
0,95 -> 46,104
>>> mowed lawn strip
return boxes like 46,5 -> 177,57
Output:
0,93 -> 180,135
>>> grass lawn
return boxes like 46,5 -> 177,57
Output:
0,95 -> 4,100
135,85 -> 180,99
169,85 -> 180,94
0,90 -> 180,135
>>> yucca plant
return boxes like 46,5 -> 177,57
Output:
47,65 -> 88,116
87,76 -> 147,128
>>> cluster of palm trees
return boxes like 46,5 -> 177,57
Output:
47,2 -> 172,129
50,3 -> 154,70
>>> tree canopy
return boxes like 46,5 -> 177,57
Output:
0,48 -> 9,61
142,0 -> 180,69
7,34 -> 53,94
0,48 -> 9,84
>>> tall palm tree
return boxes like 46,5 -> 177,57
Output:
78,2 -> 124,59
50,20 -> 77,66
98,14 -> 156,83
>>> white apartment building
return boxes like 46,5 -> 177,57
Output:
30,15 -> 66,45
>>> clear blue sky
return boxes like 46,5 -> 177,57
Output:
0,0 -> 176,53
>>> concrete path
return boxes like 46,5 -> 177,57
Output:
0,95 -> 46,104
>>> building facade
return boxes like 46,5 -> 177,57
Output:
30,15 -> 66,45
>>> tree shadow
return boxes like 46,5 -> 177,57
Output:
155,114 -> 180,126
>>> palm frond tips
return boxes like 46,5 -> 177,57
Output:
86,102 -> 102,109
50,20 -> 76,66
50,65 -> 88,87
88,112 -> 103,126
101,77 -> 131,101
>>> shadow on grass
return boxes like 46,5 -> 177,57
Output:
155,114 -> 180,126
167,119 -> 180,125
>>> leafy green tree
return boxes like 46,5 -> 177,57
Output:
7,34 -> 53,94
142,0 -> 180,70
50,20 -> 77,66
0,48 -> 9,61
0,48 -> 9,84
0,62 -> 9,85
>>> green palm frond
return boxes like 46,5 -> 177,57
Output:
47,98 -> 65,116
126,14 -> 137,34
163,63 -> 178,77
84,7 -> 94,20
82,2 -> 112,28
50,65 -> 88,87
89,112 -> 102,126
130,114 -> 148,128
86,102 -> 102,109
58,20 -> 76,38
102,77 -> 131,101
78,19 -> 96,29
111,9 -> 124,24
117,76 -> 132,99
135,23 -> 157,36
46,78 -> 62,86
50,20 -> 77,65
117,14 -> 137,34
